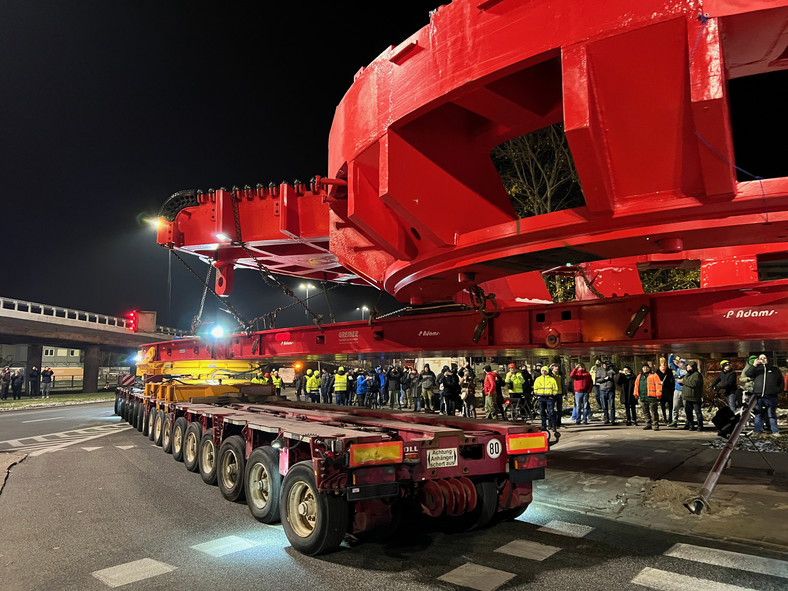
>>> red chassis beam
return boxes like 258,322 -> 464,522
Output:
158,0 -> 788,306
143,279 -> 788,362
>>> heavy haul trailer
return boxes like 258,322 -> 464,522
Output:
115,383 -> 549,556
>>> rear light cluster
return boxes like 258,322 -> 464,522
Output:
348,441 -> 403,467
505,432 -> 549,454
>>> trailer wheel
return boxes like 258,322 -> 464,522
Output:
172,417 -> 188,462
153,410 -> 165,446
147,408 -> 157,441
218,435 -> 246,502
245,447 -> 281,523
114,393 -> 122,416
142,406 -> 150,437
496,505 -> 528,522
183,423 -> 202,472
136,403 -> 145,432
442,480 -> 497,532
281,461 -> 348,555
162,415 -> 173,454
127,401 -> 137,425
199,428 -> 218,485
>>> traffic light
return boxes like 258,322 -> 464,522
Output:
127,310 -> 138,332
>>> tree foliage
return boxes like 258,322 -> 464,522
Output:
491,123 -> 584,218
639,268 -> 700,293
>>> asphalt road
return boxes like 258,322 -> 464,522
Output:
1,404 -> 787,590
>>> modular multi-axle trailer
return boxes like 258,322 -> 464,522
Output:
115,382 -> 550,555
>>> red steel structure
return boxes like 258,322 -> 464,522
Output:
155,0 -> 788,351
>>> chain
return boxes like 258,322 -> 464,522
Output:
190,264 -> 213,333
321,281 -> 336,323
169,247 -> 251,332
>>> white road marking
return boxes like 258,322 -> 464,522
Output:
191,535 -> 258,557
4,439 -> 22,447
21,416 -> 63,423
0,424 -> 132,456
92,558 -> 176,588
538,520 -> 594,538
79,447 -> 103,452
438,562 -> 516,591
665,543 -> 788,579
495,539 -> 561,561
632,567 -> 758,591
115,445 -> 135,450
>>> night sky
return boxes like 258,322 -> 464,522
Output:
1,1 -> 441,330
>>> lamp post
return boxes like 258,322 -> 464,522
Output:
356,305 -> 369,320
299,283 -> 314,317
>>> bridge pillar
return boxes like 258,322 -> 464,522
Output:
27,344 -> 43,396
83,345 -> 100,393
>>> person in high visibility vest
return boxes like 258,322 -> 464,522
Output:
334,367 -> 349,405
306,369 -> 320,403
271,370 -> 284,396
505,363 -> 526,399
534,366 -> 559,432
251,371 -> 267,384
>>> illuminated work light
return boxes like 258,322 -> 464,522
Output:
209,325 -> 226,338
348,441 -> 403,467
506,432 -> 549,454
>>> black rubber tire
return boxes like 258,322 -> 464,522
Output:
127,401 -> 136,425
217,435 -> 246,502
142,405 -> 151,437
162,414 -> 173,454
120,398 -> 128,421
147,407 -> 157,441
183,422 -> 202,472
153,410 -> 165,446
442,480 -> 498,533
280,461 -> 348,555
199,428 -> 218,485
244,447 -> 281,523
495,504 -> 529,522
171,417 -> 188,462
136,403 -> 145,432
114,393 -> 122,416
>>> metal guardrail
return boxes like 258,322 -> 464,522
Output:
0,296 -> 186,337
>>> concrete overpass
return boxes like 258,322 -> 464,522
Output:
0,296 -> 186,392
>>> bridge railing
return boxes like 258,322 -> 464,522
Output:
0,296 -> 185,337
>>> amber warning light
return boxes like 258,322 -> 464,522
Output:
348,441 -> 403,467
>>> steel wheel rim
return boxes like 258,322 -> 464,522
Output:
154,416 -> 162,440
220,448 -> 240,488
148,411 -> 155,432
184,433 -> 198,463
163,421 -> 171,447
201,440 -> 215,471
287,480 -> 317,538
248,462 -> 270,509
173,426 -> 183,453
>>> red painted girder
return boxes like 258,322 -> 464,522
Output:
145,279 -> 788,359
326,1 -> 788,302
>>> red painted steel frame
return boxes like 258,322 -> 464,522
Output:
158,0 -> 788,309
147,278 -> 788,360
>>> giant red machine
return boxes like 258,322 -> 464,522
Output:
124,0 -> 788,555
153,0 -> 788,359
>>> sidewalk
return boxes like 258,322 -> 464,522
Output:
536,421 -> 788,551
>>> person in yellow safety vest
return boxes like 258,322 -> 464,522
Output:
306,369 -> 320,403
505,363 -> 526,399
334,367 -> 349,405
251,371 -> 267,384
271,370 -> 284,396
533,366 -> 559,432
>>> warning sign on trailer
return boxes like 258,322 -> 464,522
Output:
427,448 -> 458,469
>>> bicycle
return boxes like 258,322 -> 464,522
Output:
503,395 -> 534,422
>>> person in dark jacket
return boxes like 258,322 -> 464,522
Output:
399,367 -> 411,408
617,366 -> 638,426
441,366 -> 461,416
711,360 -> 738,411
40,367 -> 54,398
655,357 -> 675,423
598,361 -> 617,425
680,361 -> 704,431
387,366 -> 402,409
1,367 -> 11,400
419,364 -> 437,412
292,371 -> 305,402
11,370 -> 24,400
745,354 -> 783,435
28,365 -> 40,398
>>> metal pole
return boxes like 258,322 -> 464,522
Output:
685,392 -> 761,514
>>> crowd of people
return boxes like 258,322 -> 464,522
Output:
0,366 -> 54,401
273,354 -> 784,436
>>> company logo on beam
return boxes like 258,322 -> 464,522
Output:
723,309 -> 777,319
418,330 -> 440,337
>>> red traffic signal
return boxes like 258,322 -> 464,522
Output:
126,310 -> 138,332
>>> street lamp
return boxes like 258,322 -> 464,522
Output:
356,305 -> 369,320
299,283 -> 314,317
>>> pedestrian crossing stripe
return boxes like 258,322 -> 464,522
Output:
632,567 -> 758,591
537,519 -> 594,538
664,543 -> 788,579
0,424 -> 132,456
